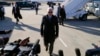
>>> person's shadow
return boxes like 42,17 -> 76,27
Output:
64,18 -> 100,36
0,16 -> 15,45
15,22 -> 40,32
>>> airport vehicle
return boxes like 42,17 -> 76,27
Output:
16,1 -> 41,9
0,2 -> 11,6
16,2 -> 35,9
85,0 -> 100,18
47,1 -> 56,6
32,1 -> 41,6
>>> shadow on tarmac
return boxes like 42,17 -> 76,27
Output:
15,22 -> 40,32
0,16 -> 14,45
64,18 -> 100,36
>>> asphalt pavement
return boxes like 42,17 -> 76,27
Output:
0,4 -> 100,56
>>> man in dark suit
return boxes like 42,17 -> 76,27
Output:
12,4 -> 22,24
57,3 -> 61,24
59,5 -> 66,26
0,6 -> 5,20
41,7 -> 59,56
35,3 -> 39,15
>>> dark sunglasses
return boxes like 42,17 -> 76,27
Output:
48,12 -> 53,13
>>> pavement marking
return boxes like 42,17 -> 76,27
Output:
59,38 -> 68,47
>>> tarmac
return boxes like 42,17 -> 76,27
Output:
0,4 -> 100,56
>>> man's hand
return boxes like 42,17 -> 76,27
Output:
41,35 -> 43,37
41,35 -> 44,37
55,34 -> 58,38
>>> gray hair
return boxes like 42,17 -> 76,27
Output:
47,7 -> 53,12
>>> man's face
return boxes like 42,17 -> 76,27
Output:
62,5 -> 64,8
48,9 -> 53,16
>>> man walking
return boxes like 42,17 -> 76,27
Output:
57,3 -> 61,24
0,6 -> 5,20
59,5 -> 66,26
41,7 -> 59,56
35,3 -> 39,15
12,3 -> 22,24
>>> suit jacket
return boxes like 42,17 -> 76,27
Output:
57,6 -> 61,18
12,6 -> 22,19
60,8 -> 66,18
12,6 -> 20,15
41,15 -> 59,38
0,6 -> 5,16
